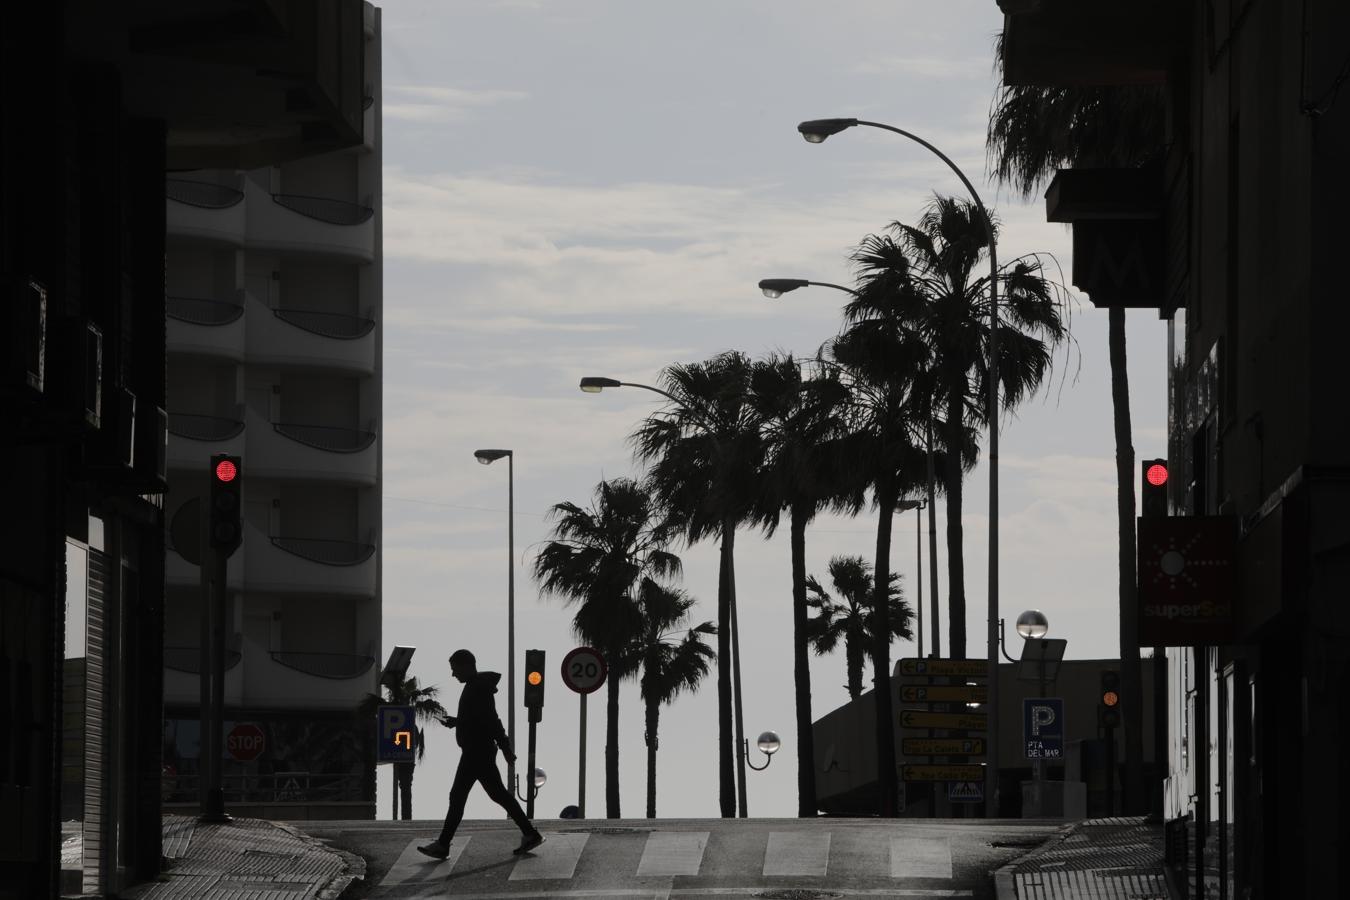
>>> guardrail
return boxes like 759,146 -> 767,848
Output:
269,536 -> 375,566
167,295 -> 244,325
272,307 -> 375,338
270,193 -> 374,226
163,771 -> 366,804
166,178 -> 244,209
167,413 -> 244,442
273,422 -> 376,453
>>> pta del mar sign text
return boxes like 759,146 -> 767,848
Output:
1137,515 -> 1237,645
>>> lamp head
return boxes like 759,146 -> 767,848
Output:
474,448 -> 511,464
797,118 -> 858,144
579,376 -> 622,393
1015,609 -> 1049,639
756,731 -> 781,756
758,278 -> 809,299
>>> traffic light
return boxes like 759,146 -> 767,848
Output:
209,454 -> 242,557
1098,670 -> 1121,729
1140,458 -> 1168,518
524,649 -> 545,720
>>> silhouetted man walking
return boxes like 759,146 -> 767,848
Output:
418,649 -> 543,859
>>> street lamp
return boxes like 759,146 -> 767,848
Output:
758,278 -> 854,299
744,731 -> 781,771
798,116 -> 1002,818
1014,609 -> 1052,788
473,447 -> 516,794
579,375 -> 752,818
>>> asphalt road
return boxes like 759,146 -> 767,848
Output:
297,817 -> 1060,899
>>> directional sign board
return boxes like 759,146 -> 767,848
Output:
902,763 -> 986,783
898,658 -> 989,678
561,646 -> 607,694
1023,697 -> 1065,760
902,737 -> 986,756
899,709 -> 988,731
376,704 -> 416,764
900,684 -> 988,703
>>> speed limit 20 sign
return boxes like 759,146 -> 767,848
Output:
560,647 -> 607,694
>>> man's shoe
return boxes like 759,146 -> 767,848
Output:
514,832 -> 545,855
417,841 -> 450,860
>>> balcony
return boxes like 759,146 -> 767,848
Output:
244,178 -> 375,263
244,292 -> 375,376
165,545 -> 243,591
163,634 -> 243,675
244,407 -> 377,486
162,639 -> 244,708
166,177 -> 246,246
167,292 -> 247,361
242,523 -> 376,599
240,636 -> 376,710
167,411 -> 245,472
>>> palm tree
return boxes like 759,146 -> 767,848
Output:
632,351 -> 763,818
987,42 -> 1165,814
746,353 -> 850,816
631,579 -> 715,818
358,676 -> 447,820
805,555 -> 913,700
533,477 -> 681,818
850,196 -> 1070,662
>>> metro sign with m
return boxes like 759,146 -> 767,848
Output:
377,705 -> 416,764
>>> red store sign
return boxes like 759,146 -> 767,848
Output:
1137,516 -> 1238,646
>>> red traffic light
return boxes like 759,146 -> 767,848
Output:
215,459 -> 238,482
1145,463 -> 1168,487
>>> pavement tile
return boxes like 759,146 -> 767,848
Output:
995,816 -> 1176,900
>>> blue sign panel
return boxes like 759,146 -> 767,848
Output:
377,704 -> 416,764
1023,697 -> 1064,760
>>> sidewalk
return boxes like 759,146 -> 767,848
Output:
64,815 -> 364,899
994,815 -> 1177,900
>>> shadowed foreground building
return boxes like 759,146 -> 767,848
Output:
1,2 -> 370,897
998,1 -> 1350,897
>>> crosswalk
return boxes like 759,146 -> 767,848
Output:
377,828 -> 964,896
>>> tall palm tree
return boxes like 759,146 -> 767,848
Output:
827,306 -> 931,817
805,555 -> 913,701
987,42 -> 1165,814
632,351 -> 763,818
850,196 -> 1070,662
631,580 -> 715,818
746,353 -> 850,816
533,477 -> 681,818
358,676 -> 447,820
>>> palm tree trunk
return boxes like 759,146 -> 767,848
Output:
1109,306 -> 1145,813
398,763 -> 414,820
846,635 -> 864,700
789,505 -> 817,817
944,389 -> 967,659
717,520 -> 735,818
872,480 -> 900,817
606,668 -> 621,818
645,697 -> 659,818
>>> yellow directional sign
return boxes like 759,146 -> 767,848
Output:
899,709 -> 988,731
902,764 -> 986,782
898,658 -> 990,678
900,685 -> 988,703
902,737 -> 986,756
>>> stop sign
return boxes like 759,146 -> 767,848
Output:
226,723 -> 266,761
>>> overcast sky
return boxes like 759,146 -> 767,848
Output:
374,0 -> 1168,821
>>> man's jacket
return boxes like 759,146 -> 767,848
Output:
451,671 -> 511,754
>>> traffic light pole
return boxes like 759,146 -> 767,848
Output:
525,714 -> 539,819
199,543 -> 230,823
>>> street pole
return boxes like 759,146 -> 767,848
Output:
577,692 -> 587,818
915,505 -> 923,659
507,452 -> 516,796
925,417 -> 940,659
526,717 -> 538,820
198,542 -> 229,822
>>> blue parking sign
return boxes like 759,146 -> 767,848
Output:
377,705 -> 416,763
1023,698 -> 1064,760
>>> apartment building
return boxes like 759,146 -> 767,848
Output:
159,5 -> 383,822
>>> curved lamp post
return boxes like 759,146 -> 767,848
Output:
579,376 -> 752,818
798,116 -> 1001,818
744,730 -> 781,771
474,448 -> 516,794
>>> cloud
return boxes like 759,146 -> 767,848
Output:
852,55 -> 993,80
383,84 -> 528,122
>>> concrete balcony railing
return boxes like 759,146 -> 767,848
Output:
241,523 -> 376,599
165,545 -> 244,591
240,637 -> 375,710
167,293 -> 247,362
244,292 -> 376,376
166,177 -> 246,246
167,410 -> 246,472
243,178 -> 375,263
163,639 -> 245,709
243,407 -> 377,487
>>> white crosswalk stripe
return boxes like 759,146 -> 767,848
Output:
763,830 -> 831,877
380,837 -> 471,886
890,835 -> 954,879
508,832 -> 589,880
636,831 -> 709,876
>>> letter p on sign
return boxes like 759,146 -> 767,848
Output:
1031,704 -> 1056,736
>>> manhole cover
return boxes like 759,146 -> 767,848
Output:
754,891 -> 841,900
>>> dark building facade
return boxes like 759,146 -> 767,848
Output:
999,1 -> 1350,897
1,3 -> 366,896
